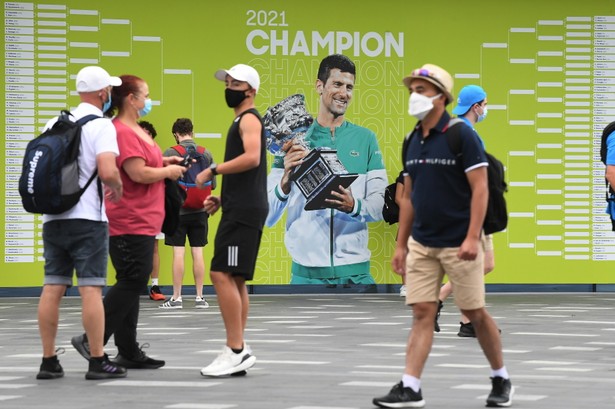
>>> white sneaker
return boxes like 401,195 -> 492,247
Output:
159,298 -> 182,309
200,345 -> 256,377
399,285 -> 407,297
195,296 -> 209,309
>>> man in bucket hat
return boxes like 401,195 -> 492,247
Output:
373,64 -> 513,408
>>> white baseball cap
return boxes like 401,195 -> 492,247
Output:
215,64 -> 260,93
76,66 -> 122,92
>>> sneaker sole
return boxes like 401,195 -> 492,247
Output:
158,305 -> 182,309
195,304 -> 209,309
36,371 -> 64,380
85,371 -> 127,380
372,398 -> 426,408
71,336 -> 90,360
200,355 -> 256,377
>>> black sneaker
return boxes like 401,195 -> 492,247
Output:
36,355 -> 64,380
113,343 -> 165,369
458,321 -> 476,337
486,376 -> 514,407
71,334 -> 91,360
373,381 -> 425,408
86,355 -> 128,380
434,301 -> 443,333
149,285 -> 165,301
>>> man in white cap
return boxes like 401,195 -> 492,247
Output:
373,65 -> 513,408
37,66 -> 126,380
196,63 -> 267,377
436,84 -> 497,338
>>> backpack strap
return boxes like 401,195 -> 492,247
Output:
72,113 -> 103,213
76,114 -> 101,126
443,118 -> 465,157
172,144 -> 186,156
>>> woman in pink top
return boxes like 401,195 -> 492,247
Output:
73,75 -> 186,370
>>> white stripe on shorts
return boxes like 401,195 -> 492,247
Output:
227,245 -> 238,267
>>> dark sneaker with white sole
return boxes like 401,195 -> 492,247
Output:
486,376 -> 514,407
373,381 -> 425,408
86,355 -> 127,380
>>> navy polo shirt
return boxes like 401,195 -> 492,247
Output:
404,111 -> 487,247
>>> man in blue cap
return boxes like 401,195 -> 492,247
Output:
434,84 -> 496,338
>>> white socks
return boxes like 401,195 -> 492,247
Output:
402,374 -> 421,393
491,366 -> 509,379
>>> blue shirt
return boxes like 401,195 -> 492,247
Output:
405,111 -> 487,247
606,131 -> 615,165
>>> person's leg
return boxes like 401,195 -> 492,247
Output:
38,284 -> 66,357
191,246 -> 205,298
405,301 -> 437,376
186,212 -> 208,299
373,238 -> 441,407
211,270 -> 244,349
402,239 -> 443,380
151,240 -> 160,282
459,236 -> 495,327
236,276 -> 249,332
105,235 -> 153,356
461,307 -> 503,369
78,286 -> 105,358
171,246 -> 186,300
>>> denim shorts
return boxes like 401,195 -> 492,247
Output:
42,219 -> 109,287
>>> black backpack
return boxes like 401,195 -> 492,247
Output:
19,110 -> 101,214
401,119 -> 508,235
382,182 -> 399,224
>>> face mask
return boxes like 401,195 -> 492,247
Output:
476,106 -> 488,123
138,98 -> 152,117
408,93 -> 441,120
225,88 -> 248,108
102,92 -> 112,114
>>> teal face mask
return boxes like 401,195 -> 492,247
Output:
477,106 -> 488,123
139,98 -> 152,117
102,93 -> 112,113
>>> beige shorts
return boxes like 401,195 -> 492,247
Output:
483,234 -> 494,252
405,236 -> 485,310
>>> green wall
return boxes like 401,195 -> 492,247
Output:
2,0 -> 614,287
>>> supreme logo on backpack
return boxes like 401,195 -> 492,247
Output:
172,144 -> 213,209
19,110 -> 100,214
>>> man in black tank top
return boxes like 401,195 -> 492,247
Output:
196,64 -> 267,378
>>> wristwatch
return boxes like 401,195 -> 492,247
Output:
209,163 -> 218,175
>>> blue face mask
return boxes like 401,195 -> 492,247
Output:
102,92 -> 112,114
477,106 -> 488,123
139,98 -> 152,117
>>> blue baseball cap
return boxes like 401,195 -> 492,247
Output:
452,85 -> 487,115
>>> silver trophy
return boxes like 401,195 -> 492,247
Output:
264,95 -> 357,211
263,94 -> 313,155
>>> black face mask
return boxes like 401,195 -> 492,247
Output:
225,88 -> 248,108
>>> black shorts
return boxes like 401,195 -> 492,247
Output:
164,212 -> 208,247
210,217 -> 263,280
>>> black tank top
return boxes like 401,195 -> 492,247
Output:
221,108 -> 268,229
